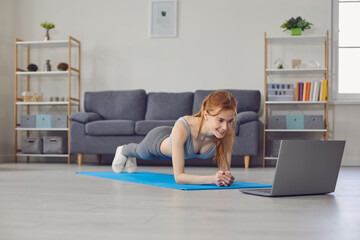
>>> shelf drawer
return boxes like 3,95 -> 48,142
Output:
51,115 -> 68,128
304,115 -> 324,129
286,115 -> 305,129
36,115 -> 52,128
22,138 -> 43,154
268,115 -> 286,129
43,136 -> 67,154
20,115 -> 36,128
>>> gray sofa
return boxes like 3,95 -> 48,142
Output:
69,89 -> 260,167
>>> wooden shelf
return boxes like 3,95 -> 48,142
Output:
16,40 -> 78,48
266,68 -> 327,74
263,31 -> 329,167
266,101 -> 327,105
16,128 -> 68,131
266,35 -> 326,43
14,36 -> 81,164
16,71 -> 78,77
16,101 -> 79,106
265,129 -> 327,133
16,153 -> 68,158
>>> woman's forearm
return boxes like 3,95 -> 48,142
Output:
175,173 -> 215,185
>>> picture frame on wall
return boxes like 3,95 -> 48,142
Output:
150,0 -> 177,38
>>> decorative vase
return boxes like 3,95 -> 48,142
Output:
45,59 -> 51,71
291,28 -> 302,36
44,29 -> 50,41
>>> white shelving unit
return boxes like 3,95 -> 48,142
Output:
14,36 -> 81,164
263,31 -> 329,167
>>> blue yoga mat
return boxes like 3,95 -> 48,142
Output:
76,171 -> 272,191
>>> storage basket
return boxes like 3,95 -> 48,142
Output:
22,138 -> 43,154
20,115 -> 36,128
43,136 -> 67,154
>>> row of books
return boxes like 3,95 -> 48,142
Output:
296,80 -> 327,102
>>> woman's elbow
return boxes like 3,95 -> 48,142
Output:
174,175 -> 185,185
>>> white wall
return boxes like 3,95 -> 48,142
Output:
330,105 -> 360,166
13,0 -> 332,93
1,0 -> 358,166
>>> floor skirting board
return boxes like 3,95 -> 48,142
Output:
0,154 -> 13,163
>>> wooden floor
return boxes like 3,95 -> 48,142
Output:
1,163 -> 359,240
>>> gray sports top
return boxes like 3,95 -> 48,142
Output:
169,117 -> 216,159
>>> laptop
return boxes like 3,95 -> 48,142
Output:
240,140 -> 346,197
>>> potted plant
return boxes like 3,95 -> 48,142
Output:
280,17 -> 313,36
41,21 -> 55,41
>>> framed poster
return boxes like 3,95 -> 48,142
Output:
150,0 -> 177,37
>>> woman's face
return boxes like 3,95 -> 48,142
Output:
204,108 -> 235,139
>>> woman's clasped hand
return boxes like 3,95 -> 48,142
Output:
215,171 -> 235,187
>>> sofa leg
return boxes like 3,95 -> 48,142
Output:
97,155 -> 102,165
78,154 -> 83,166
244,155 -> 250,168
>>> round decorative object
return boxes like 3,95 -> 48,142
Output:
57,62 -> 68,71
27,64 -> 38,72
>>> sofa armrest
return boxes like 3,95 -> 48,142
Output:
236,111 -> 258,125
69,112 -> 103,123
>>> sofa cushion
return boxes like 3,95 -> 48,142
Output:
84,90 -> 146,121
192,90 -> 261,114
85,120 -> 135,136
69,112 -> 103,123
145,92 -> 194,120
135,120 -> 176,135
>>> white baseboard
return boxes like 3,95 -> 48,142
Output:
0,154 -> 14,163
341,158 -> 360,167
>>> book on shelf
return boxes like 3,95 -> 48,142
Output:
296,82 -> 300,101
306,82 -> 311,101
312,81 -> 320,101
299,82 -> 303,101
305,82 -> 311,101
319,80 -> 324,101
302,82 -> 307,101
309,81 -> 314,101
323,79 -> 328,101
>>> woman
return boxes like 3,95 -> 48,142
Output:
112,90 -> 237,187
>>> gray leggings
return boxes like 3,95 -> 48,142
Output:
122,126 -> 172,160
